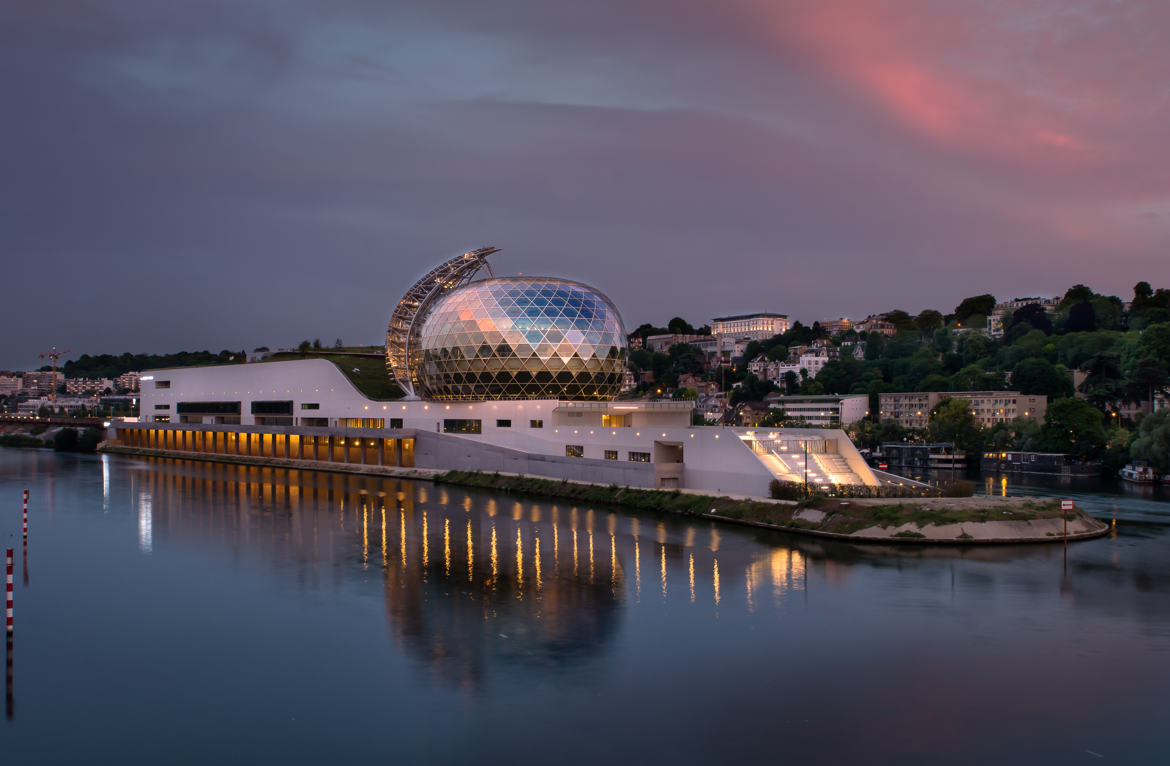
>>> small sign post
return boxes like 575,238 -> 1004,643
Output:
1061,499 -> 1073,540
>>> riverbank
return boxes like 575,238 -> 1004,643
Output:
435,470 -> 1109,544
95,445 -> 1108,544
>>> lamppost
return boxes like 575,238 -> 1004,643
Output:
952,433 -> 958,483
803,439 -> 809,495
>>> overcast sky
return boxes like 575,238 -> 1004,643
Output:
3,0 -> 1168,369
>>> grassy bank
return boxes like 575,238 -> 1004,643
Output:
434,470 -> 1097,541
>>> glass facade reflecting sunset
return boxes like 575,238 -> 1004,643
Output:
416,277 -> 627,401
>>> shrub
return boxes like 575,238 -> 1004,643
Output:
939,480 -> 975,497
53,427 -> 80,452
769,479 -> 810,500
78,428 -> 104,453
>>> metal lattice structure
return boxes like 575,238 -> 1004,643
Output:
387,248 -> 498,398
415,277 -> 628,401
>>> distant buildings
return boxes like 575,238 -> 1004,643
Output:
878,391 -> 1047,429
21,371 -> 63,396
818,318 -> 854,336
987,297 -> 1060,338
710,313 -> 790,342
764,393 -> 869,427
65,377 -> 114,395
711,313 -> 790,360
855,315 -> 897,337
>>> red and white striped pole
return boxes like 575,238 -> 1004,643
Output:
4,548 -> 12,634
22,490 -> 29,539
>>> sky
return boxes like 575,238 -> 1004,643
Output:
3,0 -> 1169,369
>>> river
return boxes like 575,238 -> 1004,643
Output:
2,448 -> 1169,764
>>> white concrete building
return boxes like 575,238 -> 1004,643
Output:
764,394 -> 869,427
120,358 -> 881,498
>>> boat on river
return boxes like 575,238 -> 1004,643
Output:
1119,461 -> 1157,484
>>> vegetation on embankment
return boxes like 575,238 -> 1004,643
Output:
0,427 -> 102,452
434,470 -> 1102,542
266,350 -> 402,400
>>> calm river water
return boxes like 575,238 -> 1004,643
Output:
2,448 -> 1169,764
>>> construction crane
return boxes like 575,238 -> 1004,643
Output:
37,346 -> 70,402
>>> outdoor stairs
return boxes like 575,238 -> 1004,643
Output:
810,453 -> 863,487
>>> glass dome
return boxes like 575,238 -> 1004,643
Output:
416,277 -> 628,401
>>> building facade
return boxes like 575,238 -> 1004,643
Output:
764,394 -> 869,426
878,391 -> 1048,429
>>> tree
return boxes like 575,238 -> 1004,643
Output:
298,340 -> 312,352
1065,301 -> 1097,333
1125,357 -> 1169,412
954,294 -> 996,323
1133,322 -> 1170,364
932,327 -> 954,354
928,397 -> 983,456
728,374 -> 775,406
1039,397 -> 1106,459
312,338 -> 322,349
915,310 -> 944,335
1133,281 -> 1154,309
1130,409 -> 1170,474
1012,358 -> 1074,398
1078,352 -> 1123,411
53,427 -> 80,452
667,317 -> 696,335
1009,303 -> 1053,335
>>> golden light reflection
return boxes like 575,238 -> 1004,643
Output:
573,528 -> 579,578
713,559 -> 721,608
466,519 -> 474,582
745,565 -> 755,613
709,528 -> 721,553
462,496 -> 472,513
400,509 -> 407,568
512,502 -> 523,521
660,544 -> 667,599
534,535 -> 542,592
553,524 -> 560,576
656,521 -> 667,544
689,553 -> 695,603
362,506 -> 369,567
684,527 -> 695,549
490,524 -> 498,586
588,530 -> 595,583
444,518 -> 451,577
422,512 -> 429,569
515,528 -> 524,590
634,540 -> 641,601
1000,476 -> 1008,497
381,506 -> 387,567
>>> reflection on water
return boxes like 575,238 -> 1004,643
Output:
6,449 -> 1170,765
113,457 -> 809,690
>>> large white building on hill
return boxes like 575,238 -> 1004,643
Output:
111,248 -> 883,499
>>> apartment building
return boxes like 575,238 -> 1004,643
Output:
878,391 -> 1047,429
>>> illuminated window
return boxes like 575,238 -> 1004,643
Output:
443,419 -> 482,434
389,418 -> 403,429
154,415 -> 170,423
565,445 -> 584,458
529,419 -> 544,429
339,418 -> 385,429
628,452 -> 651,463
155,381 -> 170,389
300,402 -> 320,410
604,450 -> 618,460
